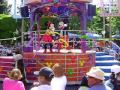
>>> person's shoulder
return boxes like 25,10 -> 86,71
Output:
90,84 -> 112,90
61,75 -> 67,80
3,77 -> 12,82
105,85 -> 112,90
30,86 -> 38,90
38,85 -> 51,90
105,80 -> 111,84
17,80 -> 24,85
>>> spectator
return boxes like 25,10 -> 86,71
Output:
105,65 -> 120,90
30,67 -> 53,90
78,76 -> 90,90
51,63 -> 67,90
3,68 -> 25,90
13,48 -> 26,85
86,67 -> 112,90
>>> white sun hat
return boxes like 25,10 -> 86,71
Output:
111,65 -> 120,74
86,67 -> 105,80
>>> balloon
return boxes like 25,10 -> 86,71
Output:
45,62 -> 53,68
79,60 -> 85,67
50,6 -> 58,13
68,69 -> 73,76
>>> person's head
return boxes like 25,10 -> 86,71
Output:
8,68 -> 22,80
86,67 -> 105,87
52,63 -> 64,77
111,65 -> 120,81
34,67 -> 53,84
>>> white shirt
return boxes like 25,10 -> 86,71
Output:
31,85 -> 51,90
51,75 -> 67,90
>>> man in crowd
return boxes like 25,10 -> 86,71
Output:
86,67 -> 112,90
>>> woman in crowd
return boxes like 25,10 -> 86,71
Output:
3,68 -> 25,90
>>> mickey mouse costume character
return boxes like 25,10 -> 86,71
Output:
58,21 -> 68,36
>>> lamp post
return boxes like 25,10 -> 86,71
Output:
21,0 -> 24,52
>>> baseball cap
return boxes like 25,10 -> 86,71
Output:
34,67 -> 54,79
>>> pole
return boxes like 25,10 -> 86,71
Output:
21,18 -> 24,52
21,0 -> 24,52
109,16 -> 112,39
14,0 -> 16,16
103,17 -> 106,38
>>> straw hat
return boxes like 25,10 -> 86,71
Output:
86,67 -> 105,80
111,65 -> 120,74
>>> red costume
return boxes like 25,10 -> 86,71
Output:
42,34 -> 53,43
42,34 -> 53,53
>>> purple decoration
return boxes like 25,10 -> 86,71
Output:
42,0 -> 48,3
50,6 -> 58,13
27,11 -> 35,47
42,0 -> 53,3
81,39 -> 87,53
23,47 -> 33,52
57,6 -> 70,17
88,54 -> 92,60
60,0 -> 70,3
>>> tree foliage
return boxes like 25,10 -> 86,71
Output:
87,8 -> 120,36
0,14 -> 21,39
87,8 -> 103,34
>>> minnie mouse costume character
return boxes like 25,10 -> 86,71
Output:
42,29 -> 53,53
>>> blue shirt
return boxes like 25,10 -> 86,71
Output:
88,83 -> 112,90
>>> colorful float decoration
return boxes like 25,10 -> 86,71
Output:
0,0 -> 96,84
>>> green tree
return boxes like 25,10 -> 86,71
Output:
87,8 -> 103,34
87,7 -> 120,37
0,14 -> 21,39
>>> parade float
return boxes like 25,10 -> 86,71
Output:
0,0 -> 96,84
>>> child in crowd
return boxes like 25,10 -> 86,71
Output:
42,29 -> 54,53
30,67 -> 54,90
3,68 -> 25,90
13,48 -> 26,84
51,63 -> 67,90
